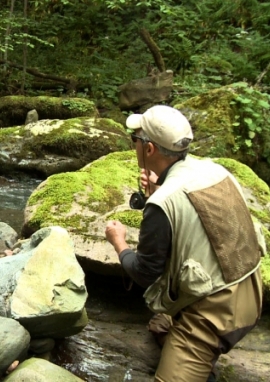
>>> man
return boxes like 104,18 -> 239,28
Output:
105,105 -> 263,382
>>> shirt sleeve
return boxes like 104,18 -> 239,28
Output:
119,203 -> 172,289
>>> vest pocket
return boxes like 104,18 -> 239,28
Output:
180,259 -> 212,296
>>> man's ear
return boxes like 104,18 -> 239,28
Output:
145,142 -> 155,156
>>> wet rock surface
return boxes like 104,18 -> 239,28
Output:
0,175 -> 42,234
52,273 -> 158,382
52,272 -> 270,382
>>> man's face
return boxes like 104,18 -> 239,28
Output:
131,129 -> 146,169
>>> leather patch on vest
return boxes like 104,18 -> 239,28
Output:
187,177 -> 260,283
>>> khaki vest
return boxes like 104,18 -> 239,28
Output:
143,156 -> 261,316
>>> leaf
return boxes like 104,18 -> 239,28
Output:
245,139 -> 252,147
258,100 -> 269,108
243,107 -> 254,113
209,75 -> 222,81
244,117 -> 253,125
232,82 -> 248,88
248,131 -> 256,139
232,122 -> 240,126
238,97 -> 251,104
244,87 -> 254,94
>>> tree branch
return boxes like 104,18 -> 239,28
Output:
0,59 -> 74,85
256,62 -> 270,86
139,28 -> 166,72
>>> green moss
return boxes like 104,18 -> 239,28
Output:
27,150 -> 139,229
174,83 -> 270,184
249,208 -> 270,225
213,157 -> 270,206
0,116 -> 131,163
22,117 -> 130,156
28,172 -> 90,227
107,210 -> 143,229
0,127 -> 21,143
175,85 -> 237,157
217,363 -> 236,382
261,254 -> 270,304
0,95 -> 98,128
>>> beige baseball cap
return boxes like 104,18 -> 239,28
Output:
126,105 -> 193,152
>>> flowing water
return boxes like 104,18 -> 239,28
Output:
0,174 -> 43,234
0,174 -> 158,381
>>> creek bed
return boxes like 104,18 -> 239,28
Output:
0,174 -> 43,234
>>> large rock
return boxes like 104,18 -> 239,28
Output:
119,70 -> 174,110
174,82 -> 270,185
0,116 -> 131,176
0,95 -> 98,127
0,226 -> 88,338
0,317 -> 30,377
3,358 -> 84,382
0,222 -> 18,257
22,151 -> 270,305
22,150 -> 141,275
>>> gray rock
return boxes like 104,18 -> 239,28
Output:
0,222 -> 18,254
2,357 -> 84,381
0,116 -> 130,177
10,226 -> 88,338
0,317 -> 30,377
0,95 -> 98,128
119,70 -> 174,110
0,226 -> 88,338
25,109 -> 39,125
29,338 -> 56,354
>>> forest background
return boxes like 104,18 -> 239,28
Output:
0,0 -> 270,107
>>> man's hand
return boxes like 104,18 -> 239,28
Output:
140,169 -> 159,196
105,220 -> 129,255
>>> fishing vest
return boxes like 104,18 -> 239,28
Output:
143,156 -> 262,316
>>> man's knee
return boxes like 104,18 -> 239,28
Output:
148,313 -> 173,347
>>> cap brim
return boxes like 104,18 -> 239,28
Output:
126,114 -> 143,129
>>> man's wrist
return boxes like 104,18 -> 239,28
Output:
114,240 -> 129,256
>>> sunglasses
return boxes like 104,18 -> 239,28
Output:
131,133 -> 149,143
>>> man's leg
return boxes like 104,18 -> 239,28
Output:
148,313 -> 173,347
148,313 -> 218,382
150,269 -> 262,381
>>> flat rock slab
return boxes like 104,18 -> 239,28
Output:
216,314 -> 270,381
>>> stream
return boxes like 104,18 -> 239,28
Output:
0,174 -> 43,235
1,175 -> 270,382
0,174 -> 159,382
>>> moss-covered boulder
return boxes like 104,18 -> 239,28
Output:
0,117 -> 131,176
174,82 -> 270,185
0,96 -> 98,127
22,151 -> 270,305
22,150 -> 142,276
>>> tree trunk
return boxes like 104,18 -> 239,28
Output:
256,62 -> 270,86
21,0 -> 28,93
4,0 -> 16,71
139,28 -> 166,73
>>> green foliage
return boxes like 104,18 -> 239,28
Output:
230,83 -> 270,161
0,8 -> 53,55
61,99 -> 89,112
0,0 -> 270,102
